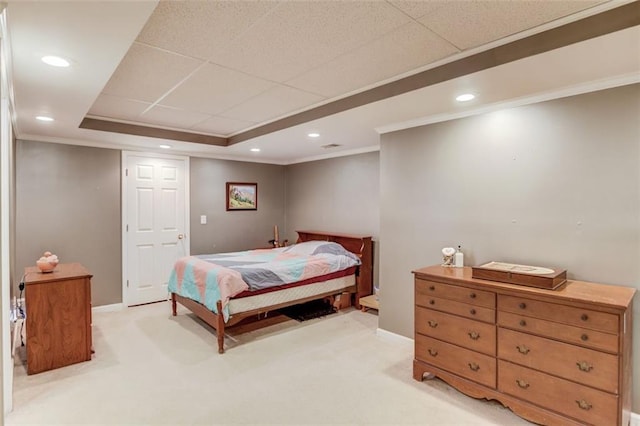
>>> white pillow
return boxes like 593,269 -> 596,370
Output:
284,240 -> 360,263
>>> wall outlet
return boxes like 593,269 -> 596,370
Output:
200,215 -> 207,225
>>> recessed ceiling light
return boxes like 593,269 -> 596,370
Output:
250,148 -> 261,152
35,116 -> 54,122
308,132 -> 320,138
159,144 -> 171,149
456,93 -> 475,102
41,55 -> 70,67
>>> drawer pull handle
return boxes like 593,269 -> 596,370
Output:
519,319 -> 527,327
469,293 -> 476,299
468,331 -> 480,340
516,345 -> 530,355
575,400 -> 592,411
429,285 -> 435,291
576,361 -> 593,372
470,309 -> 476,315
429,299 -> 435,305
519,302 -> 527,309
515,379 -> 530,389
581,334 -> 589,341
581,314 -> 589,321
428,349 -> 438,357
428,320 -> 438,328
468,362 -> 480,372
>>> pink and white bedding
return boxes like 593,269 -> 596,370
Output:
168,241 -> 361,321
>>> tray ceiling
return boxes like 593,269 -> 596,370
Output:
6,0 -> 640,164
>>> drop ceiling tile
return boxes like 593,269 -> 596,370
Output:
214,1 -> 412,82
136,1 -> 278,60
101,43 -> 203,102
288,22 -> 458,98
191,116 -> 257,136
160,63 -> 275,116
137,105 -> 212,129
389,1 -> 447,19
88,94 -> 151,121
221,85 -> 325,124
419,1 -> 603,50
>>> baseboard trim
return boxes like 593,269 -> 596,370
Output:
376,327 -> 414,344
631,411 -> 640,426
91,303 -> 123,313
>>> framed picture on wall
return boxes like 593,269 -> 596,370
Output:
226,182 -> 257,211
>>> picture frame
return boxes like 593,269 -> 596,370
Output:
226,182 -> 257,211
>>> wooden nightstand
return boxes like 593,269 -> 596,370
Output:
24,263 -> 93,374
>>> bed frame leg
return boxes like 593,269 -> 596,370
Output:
216,300 -> 225,354
171,293 -> 177,316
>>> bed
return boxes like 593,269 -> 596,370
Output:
170,230 -> 372,353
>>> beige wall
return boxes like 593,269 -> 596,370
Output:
284,152 -> 380,287
15,146 -> 287,306
379,84 -> 640,411
15,141 -> 122,306
1,105 -> 16,420
189,157 -> 286,254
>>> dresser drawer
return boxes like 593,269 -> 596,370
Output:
498,328 -> 619,394
417,279 -> 495,308
498,295 -> 619,333
416,307 -> 496,355
416,294 -> 495,324
499,360 -> 618,426
416,335 -> 496,388
498,310 -> 619,353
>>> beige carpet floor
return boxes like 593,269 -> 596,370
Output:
7,302 -> 531,425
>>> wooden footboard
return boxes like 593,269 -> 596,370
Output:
172,293 -> 225,353
171,284 -> 356,354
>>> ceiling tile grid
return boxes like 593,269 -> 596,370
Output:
135,0 -> 280,61
88,94 -> 151,121
100,42 -> 203,102
46,0 -> 630,161
158,62 -> 275,116
286,21 -> 459,98
220,85 -> 326,124
209,1 -> 414,83
89,0 -> 610,140
137,104 -> 212,130
417,1 -> 603,50
191,116 -> 258,136
388,0 -> 448,20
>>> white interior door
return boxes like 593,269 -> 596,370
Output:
123,152 -> 189,306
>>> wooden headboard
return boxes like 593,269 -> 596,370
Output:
296,230 -> 373,307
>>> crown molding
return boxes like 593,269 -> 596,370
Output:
376,73 -> 640,135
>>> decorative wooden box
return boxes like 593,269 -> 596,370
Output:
471,261 -> 566,290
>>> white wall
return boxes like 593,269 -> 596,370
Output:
379,84 -> 640,411
1,5 -> 13,417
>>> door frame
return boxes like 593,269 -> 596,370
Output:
121,151 -> 190,307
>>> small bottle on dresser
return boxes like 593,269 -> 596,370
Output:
454,245 -> 464,267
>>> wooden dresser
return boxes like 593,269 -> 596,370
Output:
25,263 -> 93,374
413,265 -> 635,426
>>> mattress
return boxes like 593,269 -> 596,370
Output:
228,274 -> 356,315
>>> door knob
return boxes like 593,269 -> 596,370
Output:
178,234 -> 185,240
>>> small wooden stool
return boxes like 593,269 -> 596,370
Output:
359,294 -> 379,312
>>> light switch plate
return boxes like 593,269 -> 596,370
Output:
200,215 -> 207,225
